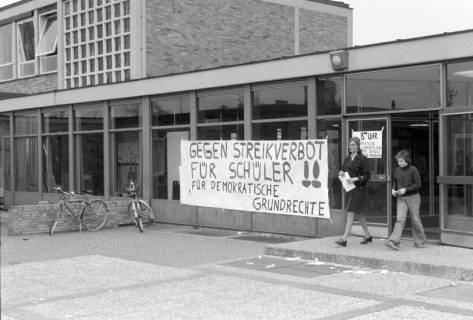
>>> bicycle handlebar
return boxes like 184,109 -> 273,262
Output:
54,186 -> 78,197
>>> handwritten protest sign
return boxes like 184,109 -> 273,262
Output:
352,129 -> 383,158
179,140 -> 330,219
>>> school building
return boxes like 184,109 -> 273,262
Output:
0,0 -> 472,248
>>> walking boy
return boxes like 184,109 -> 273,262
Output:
385,150 -> 428,250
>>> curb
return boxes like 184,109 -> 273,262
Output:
265,246 -> 473,281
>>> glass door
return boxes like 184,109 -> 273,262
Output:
346,117 -> 391,238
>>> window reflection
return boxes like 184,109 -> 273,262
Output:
42,135 -> 69,192
111,131 -> 141,196
152,130 -> 188,200
151,95 -> 190,126
317,77 -> 342,115
317,120 -> 342,209
15,137 -> 38,191
197,92 -> 243,123
0,115 -> 10,190
346,65 -> 441,113
446,113 -> 473,176
75,133 -> 103,195
198,125 -> 243,140
109,99 -> 141,129
14,111 -> 37,135
42,107 -> 68,133
74,103 -> 103,131
252,121 -> 307,140
447,60 -> 473,108
252,85 -> 307,120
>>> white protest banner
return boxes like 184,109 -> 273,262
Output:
179,140 -> 330,219
352,129 -> 383,158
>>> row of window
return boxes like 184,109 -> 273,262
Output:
0,62 -> 472,202
0,9 -> 57,81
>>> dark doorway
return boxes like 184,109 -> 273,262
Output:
391,112 -> 439,241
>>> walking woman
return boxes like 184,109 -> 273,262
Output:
335,137 -> 372,247
385,150 -> 427,250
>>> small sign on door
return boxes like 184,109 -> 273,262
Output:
352,128 -> 383,158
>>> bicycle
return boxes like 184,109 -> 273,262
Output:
125,180 -> 154,232
49,186 -> 109,235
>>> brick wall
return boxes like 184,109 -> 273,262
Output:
0,73 -> 58,97
7,200 -> 136,235
299,8 -> 347,54
146,0 -> 295,77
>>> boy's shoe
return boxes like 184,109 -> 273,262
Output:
360,236 -> 373,244
384,240 -> 399,250
415,242 -> 427,248
335,239 -> 347,247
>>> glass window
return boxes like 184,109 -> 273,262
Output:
75,133 -> 103,195
198,124 -> 243,140
446,113 -> 473,176
14,111 -> 37,135
445,184 -> 473,233
42,135 -> 69,192
317,77 -> 342,115
197,91 -> 243,123
109,99 -> 141,129
317,119 -> 342,209
15,137 -> 38,191
17,19 -> 35,77
111,131 -> 141,197
0,23 -> 13,80
37,12 -> 58,74
0,115 -> 10,190
346,65 -> 441,113
252,85 -> 307,120
37,12 -> 57,56
252,121 -> 307,140
73,103 -> 103,131
42,107 -> 69,133
447,60 -> 473,108
151,95 -> 190,126
152,130 -> 189,200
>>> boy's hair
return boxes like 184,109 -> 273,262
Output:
395,150 -> 412,165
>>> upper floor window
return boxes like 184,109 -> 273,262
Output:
17,18 -> 35,78
447,60 -> 473,108
0,24 -> 13,81
37,11 -> 58,74
346,64 -> 441,113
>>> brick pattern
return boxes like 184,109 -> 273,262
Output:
146,0 -> 295,77
0,74 -> 58,97
299,8 -> 347,54
7,200 -> 137,235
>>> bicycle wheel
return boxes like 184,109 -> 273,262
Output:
49,208 -> 62,235
131,201 -> 144,232
81,200 -> 109,231
138,200 -> 154,226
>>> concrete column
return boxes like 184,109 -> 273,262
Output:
243,84 -> 251,140
141,96 -> 152,202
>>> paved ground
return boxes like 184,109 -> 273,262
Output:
1,224 -> 473,319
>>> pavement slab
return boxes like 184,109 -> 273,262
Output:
16,273 -> 380,320
265,236 -> 473,280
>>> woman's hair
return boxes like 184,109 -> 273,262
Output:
395,149 -> 412,165
348,136 -> 362,153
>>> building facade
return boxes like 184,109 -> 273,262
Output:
1,1 -> 472,248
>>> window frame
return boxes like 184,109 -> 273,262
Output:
36,10 -> 58,74
0,23 -> 14,82
16,17 -> 36,78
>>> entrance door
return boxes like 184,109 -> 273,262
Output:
391,112 -> 439,241
346,117 -> 391,238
